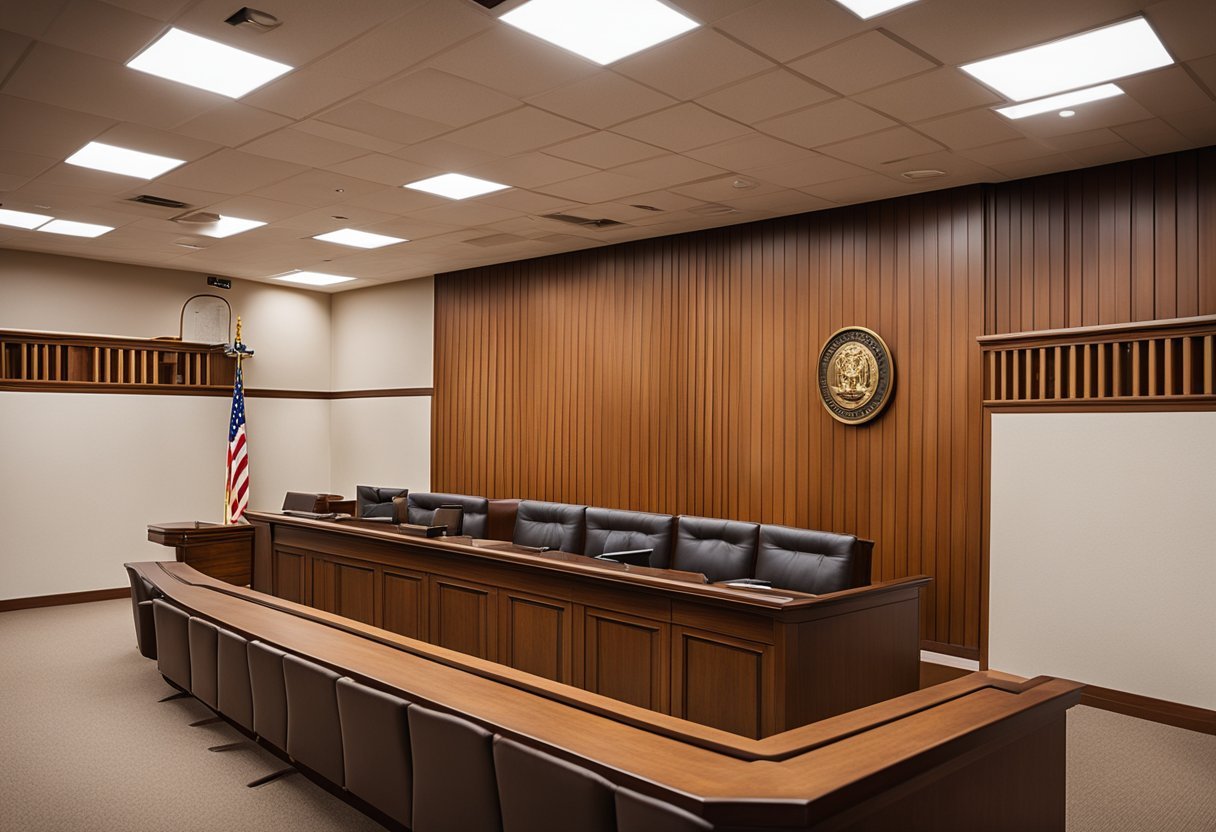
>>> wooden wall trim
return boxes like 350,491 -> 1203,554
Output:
1081,684 -> 1216,736
0,587 -> 129,612
0,383 -> 433,399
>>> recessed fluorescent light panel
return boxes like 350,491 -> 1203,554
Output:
312,228 -> 408,248
501,0 -> 699,65
36,219 -> 114,238
65,141 -> 185,179
272,271 -> 356,287
961,17 -> 1172,102
126,28 -> 292,98
196,216 -> 267,238
0,208 -> 53,229
995,83 -> 1124,119
404,173 -> 510,200
833,0 -> 919,20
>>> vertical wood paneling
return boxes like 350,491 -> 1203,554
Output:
434,189 -> 985,653
988,147 -> 1216,334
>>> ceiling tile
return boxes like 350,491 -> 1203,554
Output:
426,26 -> 599,98
742,152 -> 870,188
317,101 -> 449,146
0,0 -> 68,38
241,69 -> 368,121
326,153 -> 437,187
854,68 -> 1001,122
4,43 -> 224,129
1160,106 -> 1216,144
443,107 -> 592,156
672,175 -> 784,202
158,149 -> 307,194
1145,0 -> 1216,62
0,30 -> 30,79
340,186 -> 444,216
696,69 -> 834,124
240,128 -> 368,167
363,69 -> 519,128
1008,95 -> 1154,138
544,132 -> 665,169
308,1 -> 492,83
670,0 -> 763,23
0,95 -> 114,157
788,31 -> 936,96
723,188 -> 836,215
614,28 -> 775,100
914,108 -> 1023,150
613,104 -> 751,152
1041,128 -> 1125,152
407,200 -> 523,228
1064,141 -> 1143,168
1112,119 -> 1194,155
464,153 -> 598,188
248,169 -> 386,208
871,150 -> 1002,185
686,133 -> 809,171
273,204 -> 398,234
92,122 -> 221,162
96,0 -> 190,21
817,127 -> 945,167
611,154 -> 727,188
390,138 -> 503,172
527,72 -> 677,129
1121,66 -> 1216,118
0,151 -> 58,178
478,188 -> 581,215
961,138 -> 1059,166
291,119 -> 400,155
1189,55 -> 1216,95
801,173 -> 914,204
715,0 -> 867,63
41,0 -> 162,63
537,171 -> 650,203
756,99 -> 896,149
357,215 -> 462,241
174,103 -> 291,147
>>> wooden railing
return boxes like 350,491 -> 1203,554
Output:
978,315 -> 1216,406
0,329 -> 235,392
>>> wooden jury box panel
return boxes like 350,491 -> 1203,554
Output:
254,516 -> 924,739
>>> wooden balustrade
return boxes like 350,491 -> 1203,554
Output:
978,315 -> 1216,406
0,329 -> 235,392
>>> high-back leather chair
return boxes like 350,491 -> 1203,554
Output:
494,737 -> 617,832
754,525 -> 873,594
283,654 -> 345,785
355,486 -> 408,521
671,516 -> 760,583
152,599 -> 191,691
408,705 -> 503,832
615,788 -> 712,831
513,500 -> 587,553
583,508 -> 676,568
125,566 -> 160,660
408,492 -> 491,538
337,678 -> 414,828
247,641 -> 289,749
216,627 -> 254,732
188,617 -> 219,709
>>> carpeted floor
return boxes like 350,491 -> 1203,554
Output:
1,599 -> 1212,831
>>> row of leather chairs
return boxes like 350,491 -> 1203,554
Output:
141,580 -> 712,832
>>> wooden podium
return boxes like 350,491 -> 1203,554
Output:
147,522 -> 254,586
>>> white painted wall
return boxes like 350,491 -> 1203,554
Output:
989,412 -> 1216,710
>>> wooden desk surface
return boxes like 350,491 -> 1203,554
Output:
131,560 -> 1082,829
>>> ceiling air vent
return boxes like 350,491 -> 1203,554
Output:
128,194 -> 190,209
541,213 -> 626,230
468,0 -> 511,8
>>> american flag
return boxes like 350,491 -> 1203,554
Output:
224,365 -> 250,523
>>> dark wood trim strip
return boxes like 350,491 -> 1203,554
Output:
977,314 -> 1216,346
0,383 -> 434,399
920,640 -> 981,661
984,398 -> 1216,413
1081,684 -> 1216,735
0,587 -> 129,612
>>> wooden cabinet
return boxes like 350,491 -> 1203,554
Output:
582,608 -> 669,713
429,575 -> 497,661
671,627 -> 772,739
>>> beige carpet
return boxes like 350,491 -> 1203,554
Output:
2,599 -> 1213,831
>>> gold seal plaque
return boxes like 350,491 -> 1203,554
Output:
817,326 -> 895,425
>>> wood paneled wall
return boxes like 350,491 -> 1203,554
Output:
986,147 -> 1216,335
434,189 -> 986,654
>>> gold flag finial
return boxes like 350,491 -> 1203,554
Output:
235,315 -> 243,343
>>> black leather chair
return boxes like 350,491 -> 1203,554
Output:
513,500 -> 587,553
583,508 -> 675,568
671,516 -> 760,583
356,485 -> 408,521
754,525 -> 872,594
408,492 -> 491,538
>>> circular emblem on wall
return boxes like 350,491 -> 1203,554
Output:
817,326 -> 895,425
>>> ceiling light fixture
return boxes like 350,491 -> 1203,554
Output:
0,208 -> 54,229
900,169 -> 946,180
312,228 -> 408,248
36,219 -> 114,238
272,271 -> 356,287
994,83 -> 1124,119
65,141 -> 186,179
961,17 -> 1172,102
404,173 -> 510,200
126,27 -> 293,98
833,0 -> 919,20
196,216 -> 267,238
500,0 -> 699,65
1059,110 -> 1076,118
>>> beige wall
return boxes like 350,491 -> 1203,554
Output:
1,251 -> 434,599
988,412 -> 1216,710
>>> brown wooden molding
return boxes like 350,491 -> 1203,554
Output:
984,398 -> 1216,412
920,640 -> 981,661
1081,684 -> 1216,735
0,586 -> 129,612
978,314 -> 1216,347
0,382 -> 433,399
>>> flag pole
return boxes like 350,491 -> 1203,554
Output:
225,316 -> 254,524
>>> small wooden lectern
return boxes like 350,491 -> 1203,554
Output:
147,521 -> 254,586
